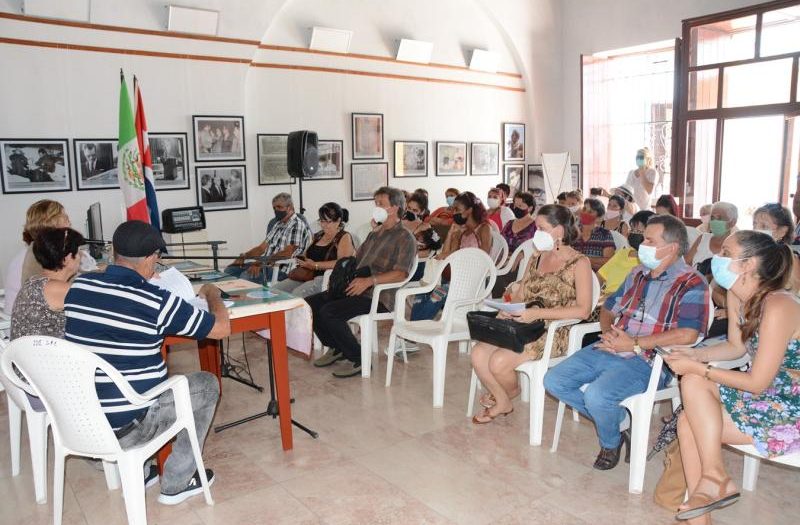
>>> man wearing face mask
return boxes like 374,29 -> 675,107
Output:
686,201 -> 738,275
308,187 -> 416,377
225,192 -> 311,284
545,214 -> 710,471
597,210 -> 655,295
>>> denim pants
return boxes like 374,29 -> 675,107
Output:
117,372 -> 219,493
223,263 -> 286,285
543,345 -> 670,449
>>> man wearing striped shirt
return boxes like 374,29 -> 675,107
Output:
64,220 -> 230,505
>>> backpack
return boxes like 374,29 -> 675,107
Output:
327,256 -> 371,300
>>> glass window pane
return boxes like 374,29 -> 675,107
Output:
688,69 -> 719,110
719,116 -> 785,228
684,119 -> 717,217
722,58 -> 793,107
761,6 -> 800,57
690,15 -> 756,67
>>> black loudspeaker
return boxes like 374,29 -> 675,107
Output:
287,130 -> 319,178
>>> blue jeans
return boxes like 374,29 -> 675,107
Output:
543,344 -> 670,449
223,263 -> 286,285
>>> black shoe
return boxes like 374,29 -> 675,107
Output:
332,362 -> 362,378
158,469 -> 215,505
144,464 -> 159,489
593,430 -> 630,470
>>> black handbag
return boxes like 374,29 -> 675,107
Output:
467,310 -> 546,353
327,256 -> 371,300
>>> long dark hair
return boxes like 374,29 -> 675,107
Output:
735,230 -> 794,343
32,227 -> 85,271
454,191 -> 487,224
753,203 -> 794,244
536,204 -> 578,245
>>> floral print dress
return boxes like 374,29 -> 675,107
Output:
720,331 -> 800,457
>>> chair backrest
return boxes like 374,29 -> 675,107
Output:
0,342 -> 33,410
489,228 -> 509,267
590,271 -> 601,311
1,336 -> 123,456
441,248 -> 497,321
611,230 -> 628,250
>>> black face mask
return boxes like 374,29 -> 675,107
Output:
628,233 -> 644,251
453,213 -> 468,226
512,207 -> 528,219
274,209 -> 288,221
403,210 -> 417,221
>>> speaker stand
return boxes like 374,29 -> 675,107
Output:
297,175 -> 306,216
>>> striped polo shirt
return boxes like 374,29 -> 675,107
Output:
64,265 -> 215,429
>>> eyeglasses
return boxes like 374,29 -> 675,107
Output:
318,219 -> 334,224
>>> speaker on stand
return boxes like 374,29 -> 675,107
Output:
287,130 -> 319,216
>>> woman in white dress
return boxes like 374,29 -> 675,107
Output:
624,147 -> 658,211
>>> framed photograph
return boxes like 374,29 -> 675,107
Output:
352,112 -> 384,160
310,140 -> 344,181
393,141 -> 427,178
192,115 -> 245,162
504,164 -> 525,199
196,165 -> 247,212
74,139 -> 118,190
0,139 -> 71,194
527,164 -> 547,207
470,142 -> 499,176
149,133 -> 189,190
257,134 -> 294,186
503,122 -> 525,161
571,163 -> 581,190
351,162 -> 388,201
436,141 -> 467,176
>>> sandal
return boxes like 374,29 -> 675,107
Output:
471,407 -> 514,425
479,393 -> 496,409
675,474 -> 740,521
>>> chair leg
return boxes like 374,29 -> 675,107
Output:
359,318 -> 372,379
627,405 -> 652,494
372,320 -> 380,354
458,341 -> 468,354
185,424 -> 214,505
529,368 -> 546,447
7,398 -> 21,476
103,460 -> 121,490
118,456 -> 148,525
431,340 -> 448,408
572,408 -> 580,422
742,455 -> 761,492
519,371 -> 530,403
467,369 -> 479,417
27,412 -> 48,504
385,330 -> 397,387
52,449 -> 66,525
551,401 -> 566,453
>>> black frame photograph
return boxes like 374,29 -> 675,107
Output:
196,165 -> 248,212
149,132 -> 189,191
74,139 -> 119,190
192,115 -> 245,162
0,138 -> 72,194
351,162 -> 388,201
571,163 -> 581,190
502,122 -> 525,161
526,163 -> 547,207
504,163 -> 525,199
257,134 -> 294,186
393,140 -> 428,178
351,112 -> 384,160
470,142 -> 499,176
435,141 -> 467,176
310,139 -> 344,181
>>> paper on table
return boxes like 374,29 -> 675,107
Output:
149,267 -> 196,302
483,299 -> 527,313
189,297 -> 234,311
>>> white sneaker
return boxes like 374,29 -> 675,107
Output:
384,342 -> 420,356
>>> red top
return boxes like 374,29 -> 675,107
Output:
428,206 -> 455,226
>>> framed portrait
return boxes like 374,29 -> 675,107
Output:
436,141 -> 467,176
0,139 -> 71,194
393,141 -> 427,178
503,122 -> 525,161
526,164 -> 547,207
149,133 -> 189,190
192,115 -> 245,162
352,112 -> 384,160
470,142 -> 499,176
309,139 -> 344,181
196,165 -> 247,212
571,163 -> 581,190
74,139 -> 118,190
257,134 -> 294,186
351,162 -> 388,201
504,164 -> 525,199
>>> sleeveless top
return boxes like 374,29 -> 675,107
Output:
10,275 -> 65,340
501,219 -> 537,252
307,230 -> 349,275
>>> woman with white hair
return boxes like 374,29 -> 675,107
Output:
686,201 -> 739,272
624,147 -> 658,211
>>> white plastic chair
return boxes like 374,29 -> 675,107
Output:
1,336 -> 214,525
490,239 -> 536,297
385,248 -> 497,407
467,273 -> 601,447
611,230 -> 628,250
489,227 -> 509,267
729,444 -> 800,492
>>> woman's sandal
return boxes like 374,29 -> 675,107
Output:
675,474 -> 740,521
479,393 -> 496,409
472,407 -> 514,425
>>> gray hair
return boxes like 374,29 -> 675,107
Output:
647,214 -> 689,256
712,201 -> 738,224
374,186 -> 406,218
114,253 -> 146,265
272,192 -> 293,207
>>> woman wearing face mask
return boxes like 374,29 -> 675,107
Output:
663,231 -> 800,524
564,191 -> 583,215
597,210 -> 655,295
471,204 -> 593,423
486,187 -> 514,230
752,203 -> 800,293
624,147 -> 658,211
686,202 -> 738,273
402,194 -> 443,281
500,192 -> 537,253
428,187 -> 460,227
602,195 -> 630,236
572,198 -> 616,271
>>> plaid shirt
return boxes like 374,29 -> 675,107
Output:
263,213 -> 311,258
357,221 -> 416,310
573,226 -> 615,258
603,259 -> 710,364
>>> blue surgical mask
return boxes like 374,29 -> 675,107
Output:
637,244 -> 662,270
711,255 -> 743,290
636,157 -> 645,168
446,196 -> 456,207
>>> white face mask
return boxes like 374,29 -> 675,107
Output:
487,198 -> 500,209
754,228 -> 774,239
568,205 -> 581,214
372,206 -> 389,224
605,209 -> 620,220
533,230 -> 555,252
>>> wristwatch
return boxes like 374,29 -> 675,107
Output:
633,337 -> 642,355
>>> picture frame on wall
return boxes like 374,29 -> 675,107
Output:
309,140 -> 344,181
257,134 -> 294,186
149,132 -> 189,191
393,141 -> 427,178
196,165 -> 247,212
74,139 -> 118,190
192,115 -> 245,162
470,142 -> 499,176
526,164 -> 547,207
504,164 -> 525,199
0,138 -> 72,194
571,163 -> 581,190
435,141 -> 467,176
351,162 -> 388,201
502,122 -> 525,161
351,112 -> 384,160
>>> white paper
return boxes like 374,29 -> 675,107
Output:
483,299 -> 527,313
188,297 -> 234,311
149,267 -> 196,302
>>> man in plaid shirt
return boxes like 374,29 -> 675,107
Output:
545,215 -> 710,471
225,193 -> 311,283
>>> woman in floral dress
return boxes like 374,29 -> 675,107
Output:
664,231 -> 799,524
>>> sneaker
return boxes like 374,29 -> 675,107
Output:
332,362 -> 362,378
158,469 -> 215,505
144,464 -> 159,489
314,349 -> 344,368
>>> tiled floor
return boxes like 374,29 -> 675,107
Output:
1,331 -> 797,525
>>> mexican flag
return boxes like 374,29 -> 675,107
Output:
117,70 -> 149,223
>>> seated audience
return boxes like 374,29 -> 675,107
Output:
402,193 -> 443,281
655,194 -> 679,216
665,231 -> 799,523
696,203 -> 712,233
409,189 -> 430,222
471,204 -> 592,423
602,195 -> 630,237
272,202 -> 355,298
486,187 -> 514,230
752,203 -> 800,292
64,220 -> 230,505
225,193 -> 311,284
496,183 -> 512,204
544,215 -> 710,470
500,191 -> 537,253
308,187 -> 416,377
556,192 -> 568,206
428,187 -> 460,227
597,210 -> 655,295
612,184 -> 638,220
572,198 -> 616,271
564,190 -> 583,215
686,201 -> 738,274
